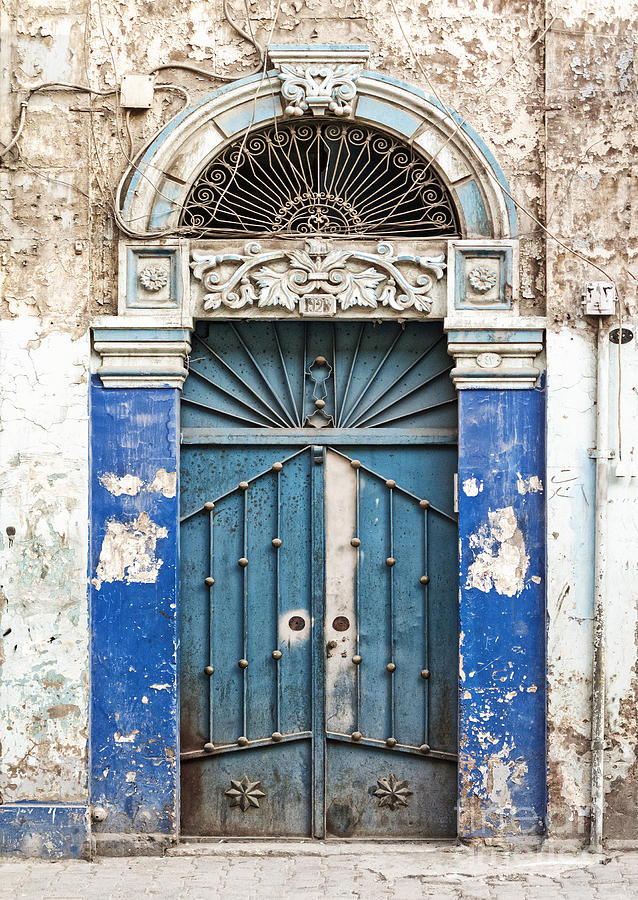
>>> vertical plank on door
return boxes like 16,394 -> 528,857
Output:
311,445 -> 326,837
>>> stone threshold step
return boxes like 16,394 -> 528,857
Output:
166,839 -> 458,857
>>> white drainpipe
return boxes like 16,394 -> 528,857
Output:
590,316 -> 609,853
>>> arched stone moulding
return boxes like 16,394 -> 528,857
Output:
120,67 -> 516,240
115,48 -> 525,331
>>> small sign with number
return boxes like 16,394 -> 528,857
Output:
584,282 -> 616,315
300,294 -> 337,317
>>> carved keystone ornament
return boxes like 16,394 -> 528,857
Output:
269,45 -> 369,118
191,239 -> 446,316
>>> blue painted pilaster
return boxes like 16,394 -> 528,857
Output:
457,387 -> 546,840
89,377 -> 180,836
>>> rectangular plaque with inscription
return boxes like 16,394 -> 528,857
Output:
300,294 -> 337,317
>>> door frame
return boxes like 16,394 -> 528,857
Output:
87,51 -> 548,854
88,319 -> 546,850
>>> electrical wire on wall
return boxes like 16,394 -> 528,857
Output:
0,0 -> 268,217
0,0 -> 618,284
0,0 -> 632,352
98,0 -> 285,239
387,0 -> 630,472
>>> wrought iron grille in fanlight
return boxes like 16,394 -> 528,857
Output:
180,121 -> 460,238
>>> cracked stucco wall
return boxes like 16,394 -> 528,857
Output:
546,325 -> 638,844
0,0 -> 637,844
0,320 -> 89,803
543,0 -> 638,845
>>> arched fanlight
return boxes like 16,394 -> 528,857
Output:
180,120 -> 460,239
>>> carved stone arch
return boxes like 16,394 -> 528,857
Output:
120,64 -> 516,240
112,46 -> 523,332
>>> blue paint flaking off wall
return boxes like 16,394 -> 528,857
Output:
457,387 -> 546,838
0,805 -> 89,859
89,377 -> 180,835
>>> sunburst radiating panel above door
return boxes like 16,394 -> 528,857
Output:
182,321 -> 456,430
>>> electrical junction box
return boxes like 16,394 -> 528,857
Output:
120,73 -> 155,109
584,281 -> 616,315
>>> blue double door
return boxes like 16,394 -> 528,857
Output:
180,322 -> 458,838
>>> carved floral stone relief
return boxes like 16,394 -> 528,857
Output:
190,239 -> 446,317
276,63 -> 361,117
268,45 -> 369,118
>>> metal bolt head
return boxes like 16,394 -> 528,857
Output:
203,742 -> 215,753
419,499 -> 430,509
385,479 -> 396,489
351,731 -> 362,742
239,481 -> 249,491
205,576 -> 215,586
272,732 -> 283,742
239,658 -> 248,669
386,556 -> 396,567
352,655 -> 362,665
237,736 -> 248,746
204,501 -> 215,510
272,461 -> 283,471
204,665 -> 214,675
419,575 -> 430,585
350,537 -> 361,548
350,459 -> 362,469
314,399 -> 326,409
387,662 -> 396,672
238,557 -> 248,567
91,805 -> 107,823
419,743 -> 431,754
272,649 -> 282,660
421,668 -> 430,679
314,355 -> 327,365
386,737 -> 397,748
272,538 -> 282,548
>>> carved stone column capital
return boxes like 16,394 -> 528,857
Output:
93,317 -> 192,389
269,44 -> 369,117
445,319 -> 545,390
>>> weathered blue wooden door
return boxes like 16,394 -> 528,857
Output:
180,322 -> 458,837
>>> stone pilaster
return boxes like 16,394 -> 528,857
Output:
448,319 -> 547,842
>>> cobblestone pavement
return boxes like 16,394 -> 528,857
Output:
1,843 -> 638,899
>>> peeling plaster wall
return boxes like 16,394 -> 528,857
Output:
544,0 -> 638,845
546,328 -> 596,840
0,320 -> 89,803
605,326 -> 638,839
458,389 -> 546,840
547,324 -> 638,843
1,0 -> 638,846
